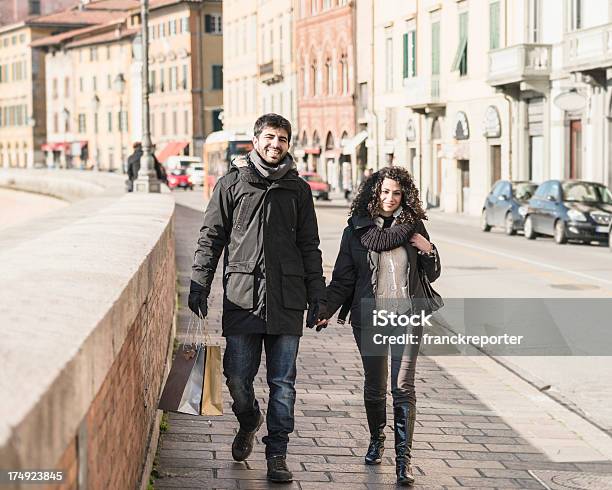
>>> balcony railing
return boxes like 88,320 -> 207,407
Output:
564,23 -> 612,72
258,60 -> 283,85
404,75 -> 444,113
487,44 -> 552,87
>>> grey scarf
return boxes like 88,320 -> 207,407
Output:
249,149 -> 295,181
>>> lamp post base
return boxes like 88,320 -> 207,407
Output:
134,177 -> 161,193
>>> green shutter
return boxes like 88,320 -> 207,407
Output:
431,22 -> 440,75
452,13 -> 468,73
490,1 -> 500,50
403,32 -> 409,79
410,31 -> 416,77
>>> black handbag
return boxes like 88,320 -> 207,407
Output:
417,268 -> 444,314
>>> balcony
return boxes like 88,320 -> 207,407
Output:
564,23 -> 612,79
258,60 -> 283,85
404,76 -> 445,115
487,44 -> 552,90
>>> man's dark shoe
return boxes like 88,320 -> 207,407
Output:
231,413 -> 264,461
266,455 -> 293,483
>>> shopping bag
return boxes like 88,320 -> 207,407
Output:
201,344 -> 223,416
158,315 -> 206,415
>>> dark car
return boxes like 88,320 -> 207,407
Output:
523,180 -> 612,244
300,172 -> 330,200
167,169 -> 194,190
481,180 -> 538,235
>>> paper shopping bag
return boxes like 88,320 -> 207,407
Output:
158,342 -> 205,415
200,345 -> 223,416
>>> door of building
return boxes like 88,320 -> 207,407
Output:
490,145 -> 501,186
570,119 -> 582,179
458,159 -> 470,213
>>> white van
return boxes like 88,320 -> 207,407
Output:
165,155 -> 202,171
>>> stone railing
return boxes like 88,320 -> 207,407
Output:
0,170 -> 176,490
487,43 -> 552,87
564,23 -> 612,73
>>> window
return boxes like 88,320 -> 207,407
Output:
107,111 -> 112,132
528,0 -> 541,42
52,78 -> 58,99
161,112 -> 166,133
490,1 -> 501,49
64,77 -> 70,97
403,29 -> 416,79
431,21 -> 440,76
160,68 -> 165,92
172,111 -> 177,134
29,0 -> 41,15
340,55 -> 348,94
324,59 -> 332,94
90,47 -> 98,62
452,12 -> 468,76
118,111 -> 128,131
78,114 -> 86,133
107,74 -> 111,90
147,71 -> 154,92
212,109 -> 222,131
53,113 -> 58,133
94,113 -> 98,133
385,28 -> 393,91
106,46 -> 111,60
181,17 -> 189,33
79,77 -> 84,92
205,14 -> 222,34
92,76 -> 97,91
310,63 -> 317,96
212,65 -> 223,89
569,0 -> 582,31
184,109 -> 189,133
182,65 -> 188,89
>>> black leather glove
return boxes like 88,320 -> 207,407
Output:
188,280 -> 209,318
306,301 -> 329,332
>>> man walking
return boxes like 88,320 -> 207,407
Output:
188,113 -> 326,482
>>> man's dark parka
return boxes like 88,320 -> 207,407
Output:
192,155 -> 325,336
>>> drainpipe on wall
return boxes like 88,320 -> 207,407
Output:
504,94 -> 513,181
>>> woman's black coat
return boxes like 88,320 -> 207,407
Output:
325,215 -> 441,327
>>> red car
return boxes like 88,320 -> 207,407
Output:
300,172 -> 330,200
167,169 -> 194,190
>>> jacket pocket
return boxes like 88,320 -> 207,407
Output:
224,261 -> 256,310
280,261 -> 307,310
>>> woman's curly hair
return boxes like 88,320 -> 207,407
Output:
349,166 -> 427,224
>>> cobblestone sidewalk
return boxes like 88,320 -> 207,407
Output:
151,203 -> 612,489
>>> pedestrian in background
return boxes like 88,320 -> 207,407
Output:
188,113 -> 326,483
317,166 -> 441,486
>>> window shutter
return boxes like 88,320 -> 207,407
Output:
431,22 -> 440,75
402,33 -> 408,79
205,15 -> 212,33
410,30 -> 416,77
490,1 -> 500,50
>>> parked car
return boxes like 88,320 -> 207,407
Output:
187,165 -> 205,186
522,179 -> 612,244
300,172 -> 330,200
481,180 -> 538,235
166,155 -> 202,171
167,169 -> 194,190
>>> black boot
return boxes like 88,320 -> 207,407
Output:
232,412 -> 264,462
394,403 -> 416,486
266,455 -> 293,482
364,401 -> 386,465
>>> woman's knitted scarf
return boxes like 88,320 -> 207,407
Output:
358,219 -> 419,252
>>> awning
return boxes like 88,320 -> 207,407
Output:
304,147 -> 321,155
41,142 -> 69,152
156,141 -> 189,163
341,130 -> 368,155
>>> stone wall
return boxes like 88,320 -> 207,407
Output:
0,170 -> 176,490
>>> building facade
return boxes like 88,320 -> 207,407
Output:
0,0 -> 77,27
223,0 -> 258,134
32,0 -> 223,170
0,6 -> 119,168
294,0 -> 357,191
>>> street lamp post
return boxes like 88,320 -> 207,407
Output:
113,73 -> 126,173
135,0 -> 160,193
61,107 -> 69,169
91,94 -> 100,171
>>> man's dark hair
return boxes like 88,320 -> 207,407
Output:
253,113 -> 292,143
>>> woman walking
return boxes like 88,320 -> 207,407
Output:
317,167 -> 441,485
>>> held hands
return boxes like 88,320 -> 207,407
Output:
409,233 -> 433,254
306,301 -> 329,332
188,280 -> 209,318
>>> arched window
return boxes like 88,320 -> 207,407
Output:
300,65 -> 306,96
301,130 -> 308,147
340,54 -> 349,94
325,131 -> 334,151
312,130 -> 320,147
324,58 -> 331,95
310,63 -> 317,96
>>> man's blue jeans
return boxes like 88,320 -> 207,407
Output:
223,334 -> 300,458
